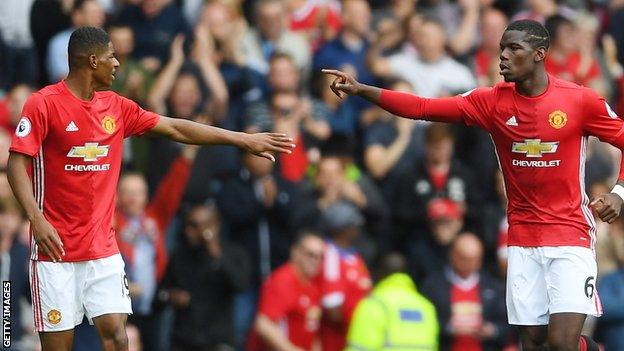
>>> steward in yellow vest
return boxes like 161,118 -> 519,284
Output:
346,253 -> 439,351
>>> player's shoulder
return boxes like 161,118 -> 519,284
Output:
22,85 -> 58,111
96,89 -> 125,102
491,81 -> 515,92
265,264 -> 297,290
96,90 -> 137,110
97,89 -> 120,98
461,82 -> 509,97
34,82 -> 66,100
551,75 -> 585,92
270,263 -> 296,282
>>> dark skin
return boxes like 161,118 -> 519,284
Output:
7,38 -> 294,351
323,29 -> 621,351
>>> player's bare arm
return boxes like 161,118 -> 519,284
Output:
7,152 -> 65,261
149,116 -> 296,162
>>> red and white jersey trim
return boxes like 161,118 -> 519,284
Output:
30,147 -> 44,260
578,136 -> 597,250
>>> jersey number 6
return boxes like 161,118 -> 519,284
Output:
584,276 -> 595,299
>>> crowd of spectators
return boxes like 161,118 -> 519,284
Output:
2,0 -> 624,350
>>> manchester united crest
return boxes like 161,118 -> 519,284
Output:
548,110 -> 567,129
48,309 -> 62,325
102,116 -> 116,134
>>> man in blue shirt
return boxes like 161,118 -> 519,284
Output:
314,0 -> 376,88
118,0 -> 192,72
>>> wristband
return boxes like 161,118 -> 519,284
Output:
611,184 -> 624,202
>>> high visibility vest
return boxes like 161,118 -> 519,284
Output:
346,273 -> 439,351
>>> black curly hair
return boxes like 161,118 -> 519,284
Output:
68,26 -> 110,69
505,19 -> 550,50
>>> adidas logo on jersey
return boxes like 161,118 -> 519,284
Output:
66,121 -> 79,132
506,116 -> 518,126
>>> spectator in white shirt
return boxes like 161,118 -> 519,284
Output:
368,19 -> 476,98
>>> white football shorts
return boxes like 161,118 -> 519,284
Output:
29,253 -> 132,332
506,246 -> 602,325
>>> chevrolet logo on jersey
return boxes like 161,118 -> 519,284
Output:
67,143 -> 110,161
511,139 -> 559,157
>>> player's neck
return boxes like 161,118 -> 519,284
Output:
515,69 -> 549,97
65,73 -> 96,101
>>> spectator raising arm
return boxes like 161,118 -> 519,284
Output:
147,35 -> 186,115
192,23 -> 229,119
448,0 -> 480,57
364,117 -> 414,179
365,26 -> 400,78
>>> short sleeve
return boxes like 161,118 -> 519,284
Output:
258,277 -> 291,321
120,95 -> 160,137
10,93 -> 49,157
582,88 -> 624,148
455,86 -> 496,131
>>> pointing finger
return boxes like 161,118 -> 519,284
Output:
322,69 -> 346,78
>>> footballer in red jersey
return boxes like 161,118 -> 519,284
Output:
8,27 -> 294,351
323,19 -> 612,351
248,233 -> 325,351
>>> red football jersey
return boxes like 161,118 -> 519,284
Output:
10,81 -> 159,261
457,75 -> 624,248
248,263 -> 321,351
318,242 -> 371,351
289,0 -> 341,32
289,0 -> 341,51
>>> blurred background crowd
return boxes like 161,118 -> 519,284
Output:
2,0 -> 624,350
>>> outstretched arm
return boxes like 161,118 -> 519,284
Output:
322,69 -> 464,123
149,116 -> 295,162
